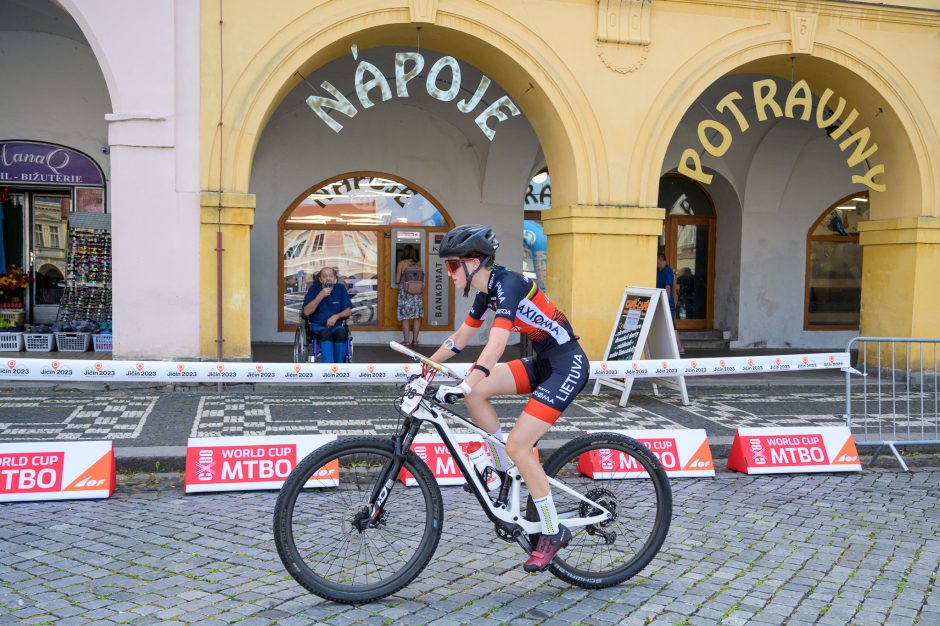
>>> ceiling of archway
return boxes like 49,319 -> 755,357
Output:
0,0 -> 86,43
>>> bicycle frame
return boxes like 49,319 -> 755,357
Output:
423,400 -> 612,533
368,395 -> 612,538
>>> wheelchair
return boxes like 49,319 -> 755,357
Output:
292,314 -> 354,363
292,267 -> 356,363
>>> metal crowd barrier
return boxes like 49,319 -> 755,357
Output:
844,337 -> 940,470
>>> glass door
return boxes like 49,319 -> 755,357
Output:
30,193 -> 70,324
658,175 -> 717,330
670,218 -> 715,329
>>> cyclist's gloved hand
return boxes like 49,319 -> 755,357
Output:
434,381 -> 471,404
400,376 -> 430,414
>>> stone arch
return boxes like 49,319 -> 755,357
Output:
207,2 -> 603,211
50,0 -> 118,110
634,30 -> 937,221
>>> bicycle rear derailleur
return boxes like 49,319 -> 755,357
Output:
579,487 -> 618,545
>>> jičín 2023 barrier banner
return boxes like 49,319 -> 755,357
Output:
0,352 -> 849,384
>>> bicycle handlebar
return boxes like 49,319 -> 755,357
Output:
389,341 -> 463,381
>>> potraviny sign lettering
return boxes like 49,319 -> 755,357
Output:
306,46 -> 520,141
0,141 -> 104,186
184,435 -> 337,493
679,79 -> 886,192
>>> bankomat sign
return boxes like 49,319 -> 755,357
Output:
429,233 -> 449,326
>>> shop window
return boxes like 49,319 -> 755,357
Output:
279,173 -> 453,332
805,193 -> 869,329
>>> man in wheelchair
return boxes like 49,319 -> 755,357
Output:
301,266 -> 352,363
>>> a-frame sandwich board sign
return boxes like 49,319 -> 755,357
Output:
592,286 -> 690,407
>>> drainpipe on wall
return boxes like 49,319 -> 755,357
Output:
216,230 -> 224,364
216,0 -> 225,385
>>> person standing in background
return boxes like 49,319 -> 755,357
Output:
656,250 -> 685,355
396,244 -> 424,346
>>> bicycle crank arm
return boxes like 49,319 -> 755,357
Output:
511,527 -> 534,555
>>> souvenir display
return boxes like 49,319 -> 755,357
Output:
57,228 -> 112,324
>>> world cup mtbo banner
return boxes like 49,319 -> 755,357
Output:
726,427 -> 861,475
578,430 -> 715,478
0,352 -> 850,383
0,441 -> 115,502
398,433 -> 483,487
397,434 -> 541,487
184,435 -> 337,493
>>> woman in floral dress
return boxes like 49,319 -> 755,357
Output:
395,244 -> 423,345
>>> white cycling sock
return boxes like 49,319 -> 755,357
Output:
533,492 -> 560,536
488,428 -> 510,470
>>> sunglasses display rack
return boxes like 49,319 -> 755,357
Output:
57,228 -> 112,324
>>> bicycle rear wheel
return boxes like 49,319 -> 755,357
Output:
274,437 -> 444,604
529,432 -> 672,589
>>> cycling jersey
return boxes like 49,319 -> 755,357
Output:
464,269 -> 576,355
464,268 -> 585,423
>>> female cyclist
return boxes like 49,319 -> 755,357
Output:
427,224 -> 589,572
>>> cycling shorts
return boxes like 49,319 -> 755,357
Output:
505,342 -> 589,424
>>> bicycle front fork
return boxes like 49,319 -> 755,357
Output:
361,416 -> 423,528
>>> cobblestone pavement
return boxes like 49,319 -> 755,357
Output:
2,468 -> 938,625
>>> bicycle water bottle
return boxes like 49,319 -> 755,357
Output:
466,441 -> 501,492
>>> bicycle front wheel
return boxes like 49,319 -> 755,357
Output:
529,432 -> 672,589
274,437 -> 444,604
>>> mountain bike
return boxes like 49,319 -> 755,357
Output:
273,342 -> 672,604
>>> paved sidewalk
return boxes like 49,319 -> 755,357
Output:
0,379 -> 853,470
1,467 -> 938,625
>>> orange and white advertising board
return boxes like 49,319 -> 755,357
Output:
184,435 -> 337,493
399,434 -> 483,487
578,430 -> 715,478
0,441 -> 115,502
397,434 -> 540,487
726,427 -> 861,475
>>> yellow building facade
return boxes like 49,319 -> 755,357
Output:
200,0 -> 940,361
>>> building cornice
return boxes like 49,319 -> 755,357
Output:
656,0 -> 940,26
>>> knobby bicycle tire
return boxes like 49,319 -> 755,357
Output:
274,437 -> 444,604
528,432 -> 672,589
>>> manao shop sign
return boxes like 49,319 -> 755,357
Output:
678,79 -> 886,192
0,141 -> 104,186
306,46 -> 520,141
